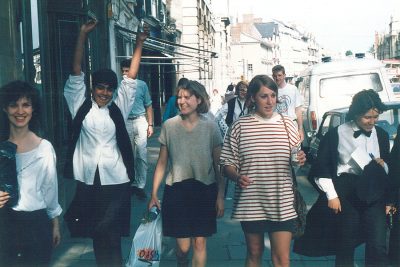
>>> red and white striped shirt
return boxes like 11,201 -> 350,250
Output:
220,113 -> 301,221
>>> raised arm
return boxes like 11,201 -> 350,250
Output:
127,24 -> 149,79
72,20 -> 98,75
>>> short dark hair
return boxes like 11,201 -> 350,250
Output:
120,59 -> 131,69
272,64 -> 286,74
92,69 -> 118,91
247,75 -> 278,111
347,89 -> 387,121
226,83 -> 234,92
176,80 -> 210,114
0,80 -> 40,135
177,77 -> 189,89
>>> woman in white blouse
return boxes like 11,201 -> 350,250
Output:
0,80 -> 62,266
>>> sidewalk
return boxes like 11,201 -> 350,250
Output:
50,127 -> 366,267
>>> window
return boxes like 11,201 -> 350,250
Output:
319,73 -> 383,98
248,64 -> 253,71
320,114 -> 332,136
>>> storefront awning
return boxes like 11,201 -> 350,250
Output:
114,24 -> 217,66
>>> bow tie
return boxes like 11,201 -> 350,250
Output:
353,129 -> 372,138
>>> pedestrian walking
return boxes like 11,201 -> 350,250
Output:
295,89 -> 395,267
272,65 -> 304,141
148,80 -> 225,267
63,19 -> 148,267
223,83 -> 236,104
120,59 -> 154,200
215,81 -> 250,141
220,74 -> 306,267
0,80 -> 62,267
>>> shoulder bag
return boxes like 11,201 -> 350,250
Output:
280,114 -> 307,239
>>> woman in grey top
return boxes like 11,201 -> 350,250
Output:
148,80 -> 224,267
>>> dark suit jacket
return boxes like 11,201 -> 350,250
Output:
294,125 -> 390,257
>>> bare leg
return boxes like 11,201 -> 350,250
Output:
176,238 -> 191,267
244,232 -> 264,267
269,231 -> 292,267
191,237 -> 207,267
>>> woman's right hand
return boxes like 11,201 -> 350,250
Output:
148,195 -> 161,211
328,197 -> 341,214
0,191 -> 10,208
237,175 -> 253,189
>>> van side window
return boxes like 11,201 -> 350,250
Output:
319,73 -> 384,98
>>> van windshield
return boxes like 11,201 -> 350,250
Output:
319,73 -> 383,97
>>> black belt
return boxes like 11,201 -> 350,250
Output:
128,115 -> 145,120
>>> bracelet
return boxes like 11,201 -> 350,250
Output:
148,124 -> 153,127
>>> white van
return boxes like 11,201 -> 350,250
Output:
296,57 -> 395,149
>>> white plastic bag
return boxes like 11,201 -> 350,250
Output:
126,214 -> 162,267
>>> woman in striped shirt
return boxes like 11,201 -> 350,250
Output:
220,75 -> 306,267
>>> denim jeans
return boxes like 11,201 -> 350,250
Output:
126,116 -> 148,189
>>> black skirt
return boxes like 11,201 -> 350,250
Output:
162,179 -> 217,238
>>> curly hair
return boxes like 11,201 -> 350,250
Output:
346,89 -> 387,121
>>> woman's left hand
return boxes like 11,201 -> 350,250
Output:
137,23 -> 150,42
374,158 -> 385,168
216,195 -> 224,218
297,150 -> 306,166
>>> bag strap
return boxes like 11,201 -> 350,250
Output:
280,114 -> 298,187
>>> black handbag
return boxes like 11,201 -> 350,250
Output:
0,141 -> 19,207
281,115 -> 307,239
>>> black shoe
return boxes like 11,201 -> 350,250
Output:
131,186 -> 147,200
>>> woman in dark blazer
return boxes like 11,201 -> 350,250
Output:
294,89 -> 395,267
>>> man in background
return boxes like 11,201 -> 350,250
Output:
121,59 -> 153,200
272,64 -> 304,141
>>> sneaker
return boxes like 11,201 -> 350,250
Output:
131,186 -> 147,200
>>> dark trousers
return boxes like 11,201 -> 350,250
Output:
91,169 -> 130,267
2,209 -> 52,267
334,174 -> 388,267
388,191 -> 400,265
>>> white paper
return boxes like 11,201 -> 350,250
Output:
350,147 -> 372,170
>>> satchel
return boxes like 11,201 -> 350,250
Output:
281,115 -> 307,239
292,169 -> 307,239
0,141 -> 19,208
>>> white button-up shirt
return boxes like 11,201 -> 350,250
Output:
316,121 -> 388,200
64,72 -> 136,185
13,140 -> 62,219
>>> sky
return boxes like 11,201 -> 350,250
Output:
222,0 -> 400,54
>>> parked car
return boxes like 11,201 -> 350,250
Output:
296,57 -> 396,150
308,101 -> 400,162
